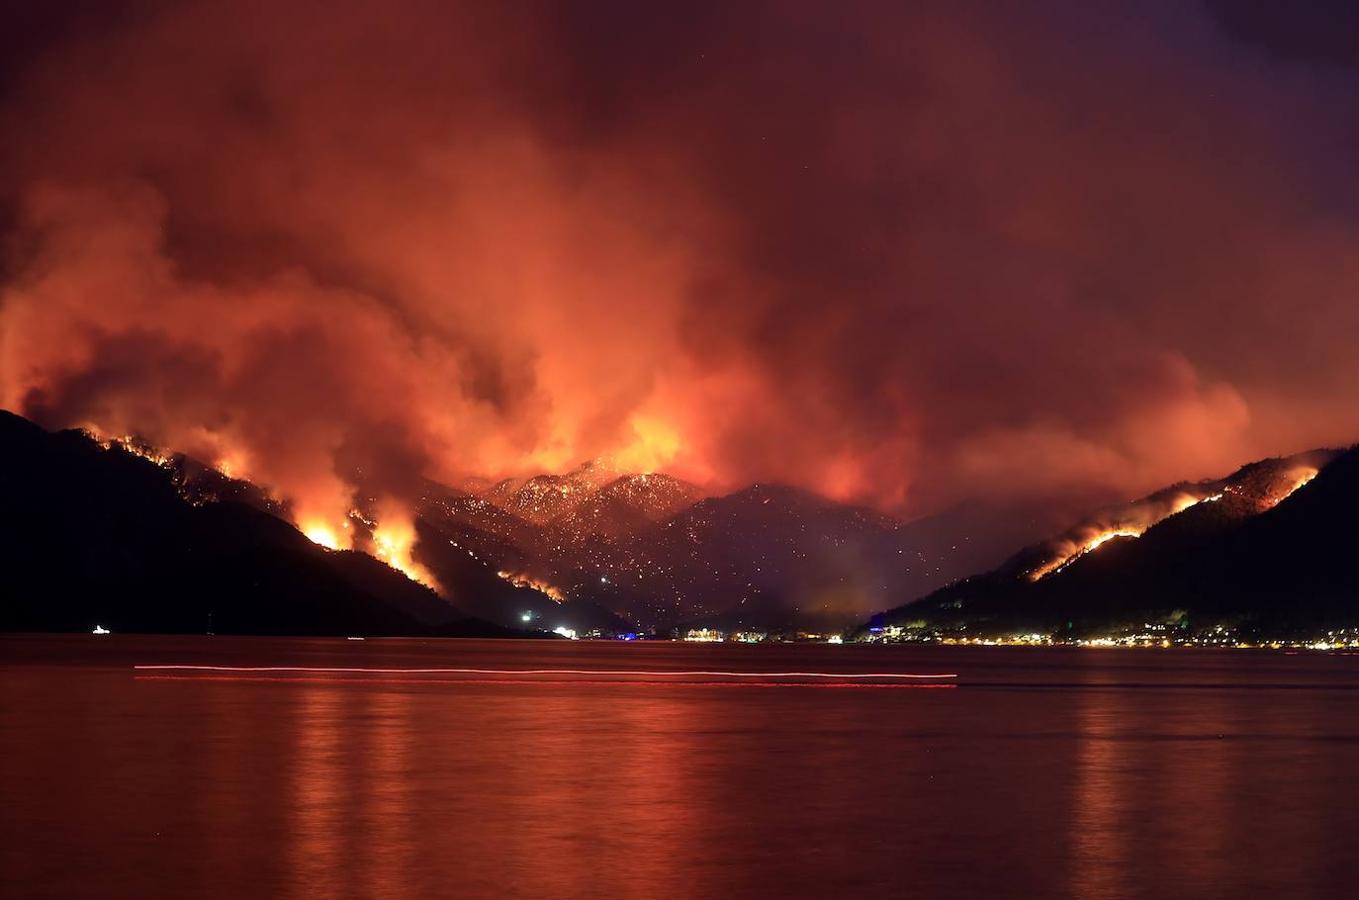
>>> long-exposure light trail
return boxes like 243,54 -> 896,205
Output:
133,674 -> 956,689
133,665 -> 957,679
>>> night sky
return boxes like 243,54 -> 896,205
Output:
3,0 -> 1359,537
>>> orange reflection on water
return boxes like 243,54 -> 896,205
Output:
359,689 -> 414,898
1073,690 -> 1130,900
289,686 -> 346,898
1159,693 -> 1233,898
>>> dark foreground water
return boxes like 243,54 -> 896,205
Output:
4,636 -> 1359,899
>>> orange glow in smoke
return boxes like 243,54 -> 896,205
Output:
612,415 -> 682,475
215,450 -> 248,481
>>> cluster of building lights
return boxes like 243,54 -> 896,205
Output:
681,628 -> 845,644
865,623 -> 1359,651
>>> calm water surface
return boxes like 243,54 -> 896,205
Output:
4,635 -> 1359,899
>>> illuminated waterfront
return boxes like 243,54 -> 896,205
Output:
864,624 -> 1359,651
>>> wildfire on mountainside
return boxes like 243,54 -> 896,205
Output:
496,571 -> 566,603
87,426 -> 446,592
302,521 -> 347,551
304,499 -> 441,592
1036,528 -> 1142,578
1026,491 -> 1224,581
86,430 -> 176,469
1256,466 -> 1318,510
372,508 -> 442,593
289,511 -> 444,591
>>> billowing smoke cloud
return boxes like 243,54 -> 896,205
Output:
4,0 -> 1359,548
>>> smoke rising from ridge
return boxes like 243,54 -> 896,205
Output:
4,0 -> 1359,555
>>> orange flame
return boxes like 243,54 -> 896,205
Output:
496,570 -> 566,603
302,520 -> 349,551
1027,528 -> 1142,580
1027,490 -> 1224,581
371,501 -> 441,593
1259,466 -> 1318,510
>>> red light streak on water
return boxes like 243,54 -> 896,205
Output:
133,665 -> 957,679
133,674 -> 957,689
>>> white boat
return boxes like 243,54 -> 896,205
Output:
92,625 -> 111,635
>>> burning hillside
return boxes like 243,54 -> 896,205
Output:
495,571 -> 566,604
483,460 -> 625,525
1020,451 -> 1336,582
8,0 -> 1359,550
1252,465 -> 1320,510
1025,491 -> 1224,581
0,411 -> 518,637
866,446 -> 1356,640
79,426 -> 446,594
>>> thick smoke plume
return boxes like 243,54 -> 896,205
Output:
4,0 -> 1359,566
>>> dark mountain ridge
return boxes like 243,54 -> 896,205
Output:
423,467 -> 1063,632
2,408 -> 1071,636
863,447 -> 1357,639
0,411 -> 520,637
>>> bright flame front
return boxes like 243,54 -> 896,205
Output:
304,524 -> 344,550
1027,490 -> 1225,581
496,571 -> 566,603
1261,467 -> 1318,509
371,503 -> 441,593
1029,528 -> 1143,581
